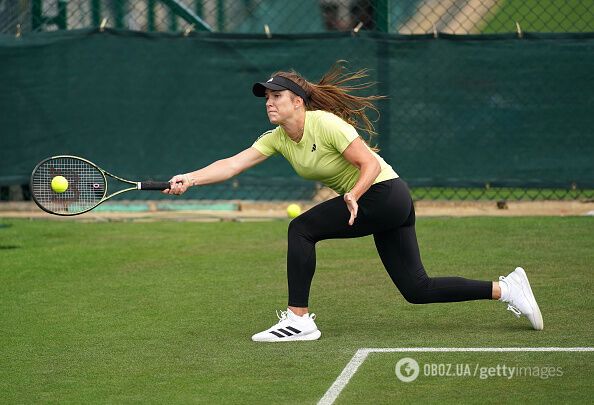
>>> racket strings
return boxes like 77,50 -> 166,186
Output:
32,157 -> 106,215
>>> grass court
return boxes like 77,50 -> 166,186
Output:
1,216 -> 592,403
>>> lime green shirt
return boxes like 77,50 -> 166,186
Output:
252,110 -> 398,195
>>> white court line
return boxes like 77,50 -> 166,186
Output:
318,347 -> 594,405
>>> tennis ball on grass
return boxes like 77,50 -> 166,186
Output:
51,176 -> 69,193
287,203 -> 301,218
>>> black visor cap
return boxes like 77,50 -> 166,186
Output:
252,76 -> 309,102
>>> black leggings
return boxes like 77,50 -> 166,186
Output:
287,178 -> 493,307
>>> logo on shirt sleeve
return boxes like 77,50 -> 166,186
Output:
311,143 -> 317,152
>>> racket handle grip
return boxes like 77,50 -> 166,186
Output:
140,181 -> 171,190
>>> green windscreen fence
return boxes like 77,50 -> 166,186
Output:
1,29 -> 593,200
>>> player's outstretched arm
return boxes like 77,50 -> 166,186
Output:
163,147 -> 267,195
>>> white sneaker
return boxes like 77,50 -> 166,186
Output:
251,309 -> 321,342
499,267 -> 544,330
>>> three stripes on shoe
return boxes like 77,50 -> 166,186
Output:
269,326 -> 302,338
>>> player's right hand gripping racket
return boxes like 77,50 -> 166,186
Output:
31,155 -> 174,216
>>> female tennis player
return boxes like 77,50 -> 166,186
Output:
164,62 -> 543,342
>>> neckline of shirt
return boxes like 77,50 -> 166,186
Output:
281,111 -> 312,145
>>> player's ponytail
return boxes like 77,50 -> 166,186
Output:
273,61 -> 385,150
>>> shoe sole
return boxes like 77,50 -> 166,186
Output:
252,329 -> 321,342
515,267 -> 544,330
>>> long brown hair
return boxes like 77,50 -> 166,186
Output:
273,61 -> 385,150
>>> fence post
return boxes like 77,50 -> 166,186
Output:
217,0 -> 225,32
375,0 -> 389,32
375,0 -> 391,156
91,0 -> 101,27
147,0 -> 156,31
195,0 -> 203,18
112,0 -> 126,29
56,0 -> 68,29
31,0 -> 43,30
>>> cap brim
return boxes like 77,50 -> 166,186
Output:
252,82 -> 286,97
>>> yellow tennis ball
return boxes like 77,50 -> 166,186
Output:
286,203 -> 301,218
51,176 -> 69,193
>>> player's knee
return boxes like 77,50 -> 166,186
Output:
398,277 -> 432,304
288,215 -> 309,237
400,290 -> 428,304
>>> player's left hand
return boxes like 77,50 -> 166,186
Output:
343,192 -> 358,226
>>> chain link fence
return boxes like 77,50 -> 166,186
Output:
1,1 -> 593,202
2,0 -> 594,35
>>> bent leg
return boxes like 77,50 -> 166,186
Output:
287,195 -> 380,307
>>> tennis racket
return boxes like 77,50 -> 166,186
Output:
31,155 -> 174,216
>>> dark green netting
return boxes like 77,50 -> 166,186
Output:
1,29 -> 593,200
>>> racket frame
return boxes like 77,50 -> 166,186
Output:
30,155 -> 169,216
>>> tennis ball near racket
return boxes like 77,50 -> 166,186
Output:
286,203 -> 301,218
51,176 -> 69,193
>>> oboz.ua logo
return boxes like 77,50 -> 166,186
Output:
395,357 -> 420,382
